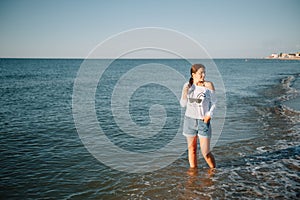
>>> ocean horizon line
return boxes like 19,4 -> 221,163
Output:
0,57 -> 264,60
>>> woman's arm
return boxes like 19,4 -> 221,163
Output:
204,81 -> 217,123
180,82 -> 190,107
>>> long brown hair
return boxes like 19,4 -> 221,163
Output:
189,64 -> 205,85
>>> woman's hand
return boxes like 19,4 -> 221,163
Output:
203,115 -> 211,123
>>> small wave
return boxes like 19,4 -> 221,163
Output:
278,74 -> 300,123
254,73 -> 300,126
279,75 -> 299,101
279,74 -> 300,101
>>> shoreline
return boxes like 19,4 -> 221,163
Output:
265,57 -> 300,60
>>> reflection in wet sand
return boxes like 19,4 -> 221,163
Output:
181,168 -> 216,199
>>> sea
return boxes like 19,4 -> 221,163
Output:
0,58 -> 299,199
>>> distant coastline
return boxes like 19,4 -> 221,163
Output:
265,51 -> 300,60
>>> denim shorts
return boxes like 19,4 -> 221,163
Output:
183,116 -> 212,138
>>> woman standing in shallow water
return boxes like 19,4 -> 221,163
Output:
180,64 -> 216,169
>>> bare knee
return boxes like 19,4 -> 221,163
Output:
187,137 -> 197,153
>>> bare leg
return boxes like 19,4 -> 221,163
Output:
186,136 -> 198,168
200,137 -> 216,168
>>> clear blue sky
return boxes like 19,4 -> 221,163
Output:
1,0 -> 299,58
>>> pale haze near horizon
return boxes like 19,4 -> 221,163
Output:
0,0 -> 299,58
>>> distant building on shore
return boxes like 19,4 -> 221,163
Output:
266,51 -> 300,60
